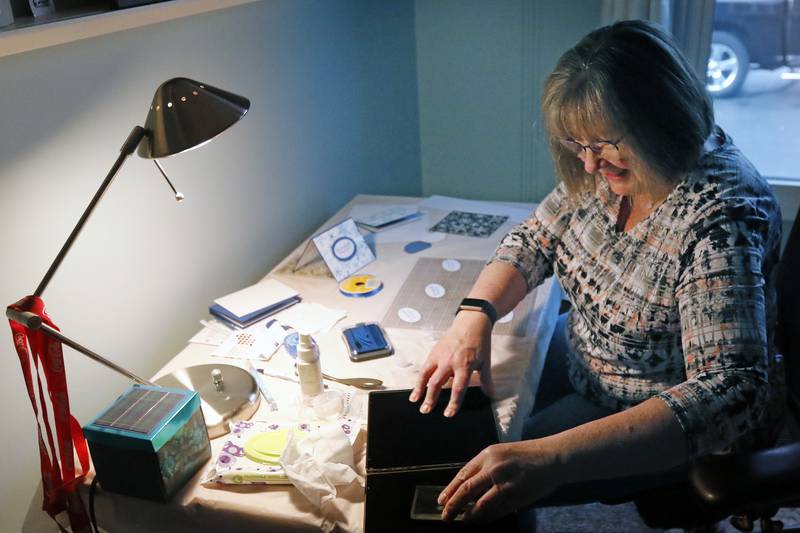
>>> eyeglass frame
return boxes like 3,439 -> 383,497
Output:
558,137 -> 623,156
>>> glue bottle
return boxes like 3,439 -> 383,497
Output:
296,333 -> 324,404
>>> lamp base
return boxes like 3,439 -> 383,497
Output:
155,364 -> 260,438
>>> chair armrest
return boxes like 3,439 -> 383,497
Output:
690,442 -> 800,512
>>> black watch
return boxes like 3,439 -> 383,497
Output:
456,298 -> 498,326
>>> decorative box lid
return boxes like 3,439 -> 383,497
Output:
83,384 -> 201,452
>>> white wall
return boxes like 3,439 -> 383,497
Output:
0,0 -> 419,529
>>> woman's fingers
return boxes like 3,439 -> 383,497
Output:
463,483 -> 510,523
439,456 -> 481,506
420,367 -> 452,413
409,360 -> 438,403
444,366 -> 471,417
410,317 -> 491,414
440,463 -> 494,522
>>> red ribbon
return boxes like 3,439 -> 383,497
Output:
8,296 -> 91,533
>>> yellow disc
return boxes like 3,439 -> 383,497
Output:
339,274 -> 383,297
244,429 -> 304,464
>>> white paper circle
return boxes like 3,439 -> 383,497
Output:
424,283 -> 445,299
398,307 -> 422,323
497,311 -> 514,324
441,259 -> 461,272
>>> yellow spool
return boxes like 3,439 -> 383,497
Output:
339,274 -> 383,297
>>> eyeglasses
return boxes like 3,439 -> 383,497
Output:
558,137 -> 622,157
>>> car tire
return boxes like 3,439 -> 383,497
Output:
706,30 -> 750,98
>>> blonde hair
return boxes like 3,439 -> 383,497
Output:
542,20 -> 713,199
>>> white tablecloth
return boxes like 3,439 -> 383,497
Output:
24,194 -> 560,533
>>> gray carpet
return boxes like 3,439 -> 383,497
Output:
536,502 -> 800,532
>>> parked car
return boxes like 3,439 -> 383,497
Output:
706,0 -> 800,97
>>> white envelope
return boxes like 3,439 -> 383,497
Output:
214,278 -> 299,317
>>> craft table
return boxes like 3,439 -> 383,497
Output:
23,194 -> 560,533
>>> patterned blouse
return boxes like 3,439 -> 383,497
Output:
491,128 -> 784,458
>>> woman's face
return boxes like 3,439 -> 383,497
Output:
572,138 -> 637,197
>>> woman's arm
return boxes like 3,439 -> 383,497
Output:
439,396 -> 686,522
409,262 -> 528,417
410,184 -> 575,416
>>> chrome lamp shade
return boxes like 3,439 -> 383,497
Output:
139,77 -> 250,159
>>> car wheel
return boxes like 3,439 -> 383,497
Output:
706,31 -> 750,98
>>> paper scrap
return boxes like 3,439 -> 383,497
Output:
275,302 -> 347,334
211,320 -> 287,360
348,204 -> 446,245
189,325 -> 230,346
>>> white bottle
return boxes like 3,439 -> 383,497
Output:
296,333 -> 324,404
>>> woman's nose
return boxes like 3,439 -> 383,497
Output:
581,150 -> 601,174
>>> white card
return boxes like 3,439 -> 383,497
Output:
311,218 -> 375,282
214,278 -> 298,318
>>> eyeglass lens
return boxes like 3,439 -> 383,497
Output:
559,138 -> 619,156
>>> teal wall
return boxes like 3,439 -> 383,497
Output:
0,1 -> 419,529
416,0 -> 603,202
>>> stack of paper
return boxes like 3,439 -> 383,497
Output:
353,206 -> 422,232
209,279 -> 300,328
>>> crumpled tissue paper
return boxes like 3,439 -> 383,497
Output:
279,422 -> 363,509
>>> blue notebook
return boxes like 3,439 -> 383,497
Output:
209,279 -> 301,328
209,296 -> 300,328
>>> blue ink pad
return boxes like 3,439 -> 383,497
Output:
404,241 -> 432,254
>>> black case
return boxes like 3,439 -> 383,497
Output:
364,387 -> 519,532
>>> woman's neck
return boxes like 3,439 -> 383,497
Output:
616,193 -> 660,233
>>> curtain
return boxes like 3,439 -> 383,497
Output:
601,0 -> 716,79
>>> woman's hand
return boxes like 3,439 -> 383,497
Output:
409,310 -> 495,417
438,440 -> 561,523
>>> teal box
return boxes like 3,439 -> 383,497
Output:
83,384 -> 211,501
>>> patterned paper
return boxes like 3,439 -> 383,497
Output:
429,210 -> 508,238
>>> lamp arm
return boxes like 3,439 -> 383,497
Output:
6,308 -> 156,386
34,125 -> 148,297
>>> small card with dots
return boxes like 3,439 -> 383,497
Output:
211,320 -> 286,360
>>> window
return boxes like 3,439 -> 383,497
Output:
707,0 -> 800,186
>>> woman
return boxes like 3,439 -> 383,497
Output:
409,19 -> 784,525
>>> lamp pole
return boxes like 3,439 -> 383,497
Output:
6,124 -> 155,386
34,126 -> 147,297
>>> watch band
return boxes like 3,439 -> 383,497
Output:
456,298 -> 498,326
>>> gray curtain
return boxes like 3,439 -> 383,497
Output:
601,0 -> 716,79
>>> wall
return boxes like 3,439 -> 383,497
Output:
415,0 -> 603,203
0,0 -> 419,529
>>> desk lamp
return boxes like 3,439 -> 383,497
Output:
6,78 -> 257,525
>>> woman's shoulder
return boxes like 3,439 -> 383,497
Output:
673,127 -> 781,223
